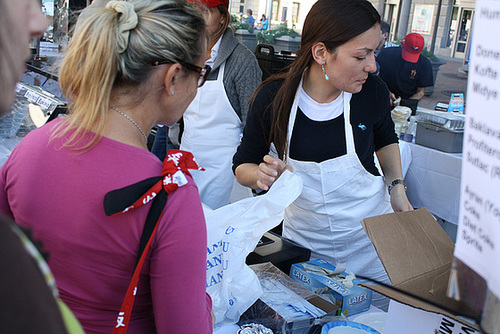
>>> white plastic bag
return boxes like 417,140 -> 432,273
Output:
204,170 -> 303,327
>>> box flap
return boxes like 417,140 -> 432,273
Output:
361,208 -> 479,328
361,208 -> 454,287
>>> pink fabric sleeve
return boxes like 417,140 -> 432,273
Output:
0,164 -> 14,219
150,182 -> 212,333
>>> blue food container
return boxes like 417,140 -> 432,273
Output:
321,320 -> 380,334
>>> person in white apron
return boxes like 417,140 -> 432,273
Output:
181,61 -> 244,210
283,86 -> 393,309
171,0 -> 261,210
233,0 -> 413,310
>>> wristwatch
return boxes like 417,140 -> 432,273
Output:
388,179 -> 406,195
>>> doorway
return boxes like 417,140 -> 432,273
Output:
452,8 -> 474,59
383,3 -> 398,43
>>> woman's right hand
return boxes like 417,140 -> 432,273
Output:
256,155 -> 293,191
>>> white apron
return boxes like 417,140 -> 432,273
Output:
181,62 -> 250,210
282,80 -> 392,308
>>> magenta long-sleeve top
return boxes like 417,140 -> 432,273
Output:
0,119 -> 212,334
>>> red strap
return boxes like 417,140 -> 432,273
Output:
112,221 -> 159,334
111,150 -> 203,333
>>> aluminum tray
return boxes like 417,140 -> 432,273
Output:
415,108 -> 465,131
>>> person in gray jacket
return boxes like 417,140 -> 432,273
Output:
171,0 -> 262,210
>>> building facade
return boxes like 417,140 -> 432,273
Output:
371,0 -> 475,61
229,0 -> 316,31
228,0 -> 475,62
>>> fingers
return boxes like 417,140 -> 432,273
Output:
263,155 -> 290,173
256,155 -> 291,190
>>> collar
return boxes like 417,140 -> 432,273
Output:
206,33 -> 223,68
210,28 -> 239,71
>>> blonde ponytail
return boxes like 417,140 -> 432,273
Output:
54,0 -> 207,150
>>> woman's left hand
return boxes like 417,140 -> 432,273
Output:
389,184 -> 413,212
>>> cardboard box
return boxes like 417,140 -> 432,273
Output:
360,208 -> 480,333
238,262 -> 341,333
290,259 -> 372,317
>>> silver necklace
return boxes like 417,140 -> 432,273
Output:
111,107 -> 148,144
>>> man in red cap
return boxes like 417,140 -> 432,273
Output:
377,32 -> 433,115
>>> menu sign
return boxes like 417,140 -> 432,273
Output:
411,4 -> 435,35
454,0 -> 500,300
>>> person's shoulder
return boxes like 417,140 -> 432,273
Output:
360,73 -> 387,92
232,41 -> 258,61
353,74 -> 389,102
12,117 -> 59,150
165,173 -> 201,204
222,29 -> 257,63
250,79 -> 283,111
259,79 -> 283,97
419,54 -> 433,66
378,46 -> 401,58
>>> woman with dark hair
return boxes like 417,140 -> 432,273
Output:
258,14 -> 268,30
233,0 -> 413,309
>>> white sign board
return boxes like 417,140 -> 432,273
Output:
411,4 -> 435,34
384,300 -> 479,334
454,0 -> 500,299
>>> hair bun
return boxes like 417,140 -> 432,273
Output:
106,0 -> 138,53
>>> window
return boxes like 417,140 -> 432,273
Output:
292,2 -> 300,24
272,0 -> 280,21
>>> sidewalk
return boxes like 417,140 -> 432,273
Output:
418,57 -> 468,110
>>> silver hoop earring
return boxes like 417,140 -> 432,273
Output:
171,90 -> 175,96
322,64 -> 329,81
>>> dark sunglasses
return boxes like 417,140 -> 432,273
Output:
153,59 -> 211,87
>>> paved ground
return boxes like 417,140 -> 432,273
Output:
419,57 -> 468,110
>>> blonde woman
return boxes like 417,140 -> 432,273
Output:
0,0 -> 213,333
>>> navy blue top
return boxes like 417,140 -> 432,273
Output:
377,47 -> 434,99
233,74 -> 398,176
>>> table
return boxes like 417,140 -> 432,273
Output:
399,141 -> 463,226
0,137 -> 23,167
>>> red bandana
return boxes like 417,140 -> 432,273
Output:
111,150 -> 204,216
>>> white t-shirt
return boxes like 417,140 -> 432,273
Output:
298,85 -> 343,121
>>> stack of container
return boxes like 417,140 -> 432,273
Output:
414,108 -> 466,153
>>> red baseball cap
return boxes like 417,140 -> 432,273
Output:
188,0 -> 229,8
401,33 -> 425,63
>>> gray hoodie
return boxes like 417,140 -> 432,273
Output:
206,28 -> 262,125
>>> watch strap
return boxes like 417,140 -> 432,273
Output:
388,178 -> 406,195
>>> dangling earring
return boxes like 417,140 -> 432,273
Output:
322,63 -> 329,81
